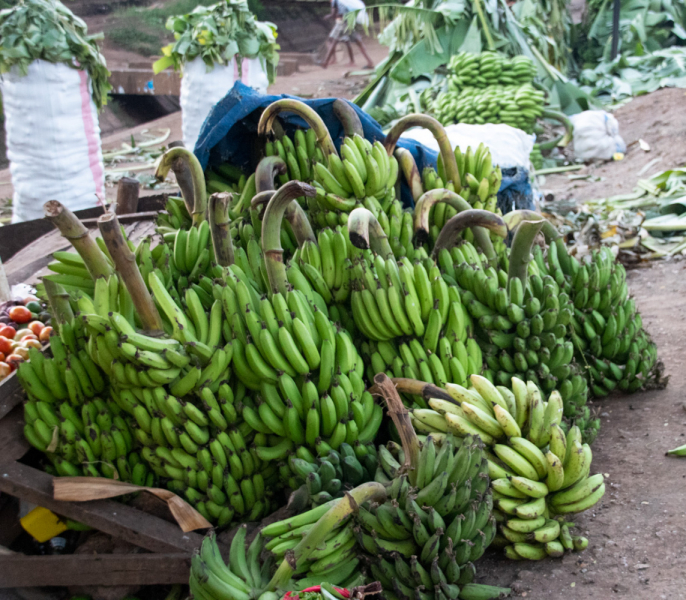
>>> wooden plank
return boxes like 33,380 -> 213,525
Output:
0,553 -> 192,587
0,462 -> 205,554
0,371 -> 24,420
0,403 -> 30,463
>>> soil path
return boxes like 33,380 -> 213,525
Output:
542,87 -> 686,203
475,258 -> 686,599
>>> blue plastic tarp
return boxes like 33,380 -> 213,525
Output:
193,82 -> 438,207
193,81 -> 533,212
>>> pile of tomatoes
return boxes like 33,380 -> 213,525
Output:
0,296 -> 53,382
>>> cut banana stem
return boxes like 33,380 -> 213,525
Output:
503,210 -> 561,243
395,147 -> 424,203
209,192 -> 235,267
155,147 -> 208,224
333,99 -> 364,137
348,207 -> 394,259
432,209 -> 507,259
507,219 -> 544,293
256,156 -> 288,193
390,377 -> 455,403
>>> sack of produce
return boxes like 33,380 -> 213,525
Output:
0,0 -> 109,223
569,110 -> 626,162
154,0 -> 279,150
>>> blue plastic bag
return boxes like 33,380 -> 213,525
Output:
193,82 -> 438,208
496,167 -> 534,214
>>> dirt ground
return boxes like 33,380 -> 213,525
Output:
474,257 -> 686,599
542,87 -> 686,203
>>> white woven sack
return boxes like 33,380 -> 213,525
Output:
180,56 -> 269,150
1,60 -> 105,223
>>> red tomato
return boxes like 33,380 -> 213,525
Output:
23,295 -> 40,305
0,361 -> 11,378
23,339 -> 42,350
5,354 -> 24,370
0,352 -> 4,362
0,325 -> 16,339
39,326 -> 53,342
9,306 -> 32,324
0,336 -> 11,355
28,321 -> 44,336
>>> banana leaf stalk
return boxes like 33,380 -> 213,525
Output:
507,219 -> 544,293
98,212 -> 164,333
432,209 -> 507,259
208,192 -> 235,267
262,181 -> 317,295
43,279 -> 74,327
395,147 -> 424,203
347,207 -> 394,259
267,481 -> 387,591
155,147 -> 208,225
258,99 -> 338,159
43,200 -> 113,280
333,99 -> 364,137
370,373 -> 421,487
383,114 -> 461,190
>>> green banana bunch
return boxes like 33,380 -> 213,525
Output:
533,238 -> 659,398
447,52 -> 538,89
433,52 -> 543,133
357,434 -> 496,600
411,374 -> 604,560
450,221 -> 585,425
191,529 -> 278,600
266,127 -> 322,185
286,442 -> 379,504
205,163 -> 249,196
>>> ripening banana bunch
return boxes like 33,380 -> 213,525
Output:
412,374 -> 605,560
190,529 -> 279,600
534,241 -> 659,398
292,226 -> 353,306
447,52 -> 538,90
262,502 -> 368,590
358,434 -> 498,600
286,442 -> 379,505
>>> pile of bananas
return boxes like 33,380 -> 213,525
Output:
428,51 -> 544,133
447,52 -> 538,89
410,374 -> 605,560
360,434 -> 497,599
534,241 -> 658,397
432,85 -> 545,134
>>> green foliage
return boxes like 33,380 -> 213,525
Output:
152,0 -> 279,85
0,0 -> 111,108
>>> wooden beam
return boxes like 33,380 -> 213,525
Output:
0,372 -> 24,421
0,553 -> 191,587
0,462 -> 204,554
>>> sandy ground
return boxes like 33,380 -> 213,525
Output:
541,87 -> 686,203
474,258 -> 686,599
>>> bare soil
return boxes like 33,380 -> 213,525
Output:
475,258 -> 686,599
542,87 -> 686,203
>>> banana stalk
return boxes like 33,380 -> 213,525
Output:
43,200 -> 113,280
507,219 -> 544,293
383,114 -> 461,189
208,192 -> 235,266
98,212 -> 164,332
390,377 -> 456,404
395,147 -> 424,203
256,156 -> 289,194
258,99 -> 338,159
347,207 -> 394,259
156,148 -> 208,225
432,209 -> 508,259
333,99 -> 364,137
267,481 -> 387,591
42,279 -> 74,326
370,373 -> 421,487
262,181 -> 317,295
503,210 -> 561,243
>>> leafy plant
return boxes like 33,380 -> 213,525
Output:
0,0 -> 111,108
152,0 -> 279,85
